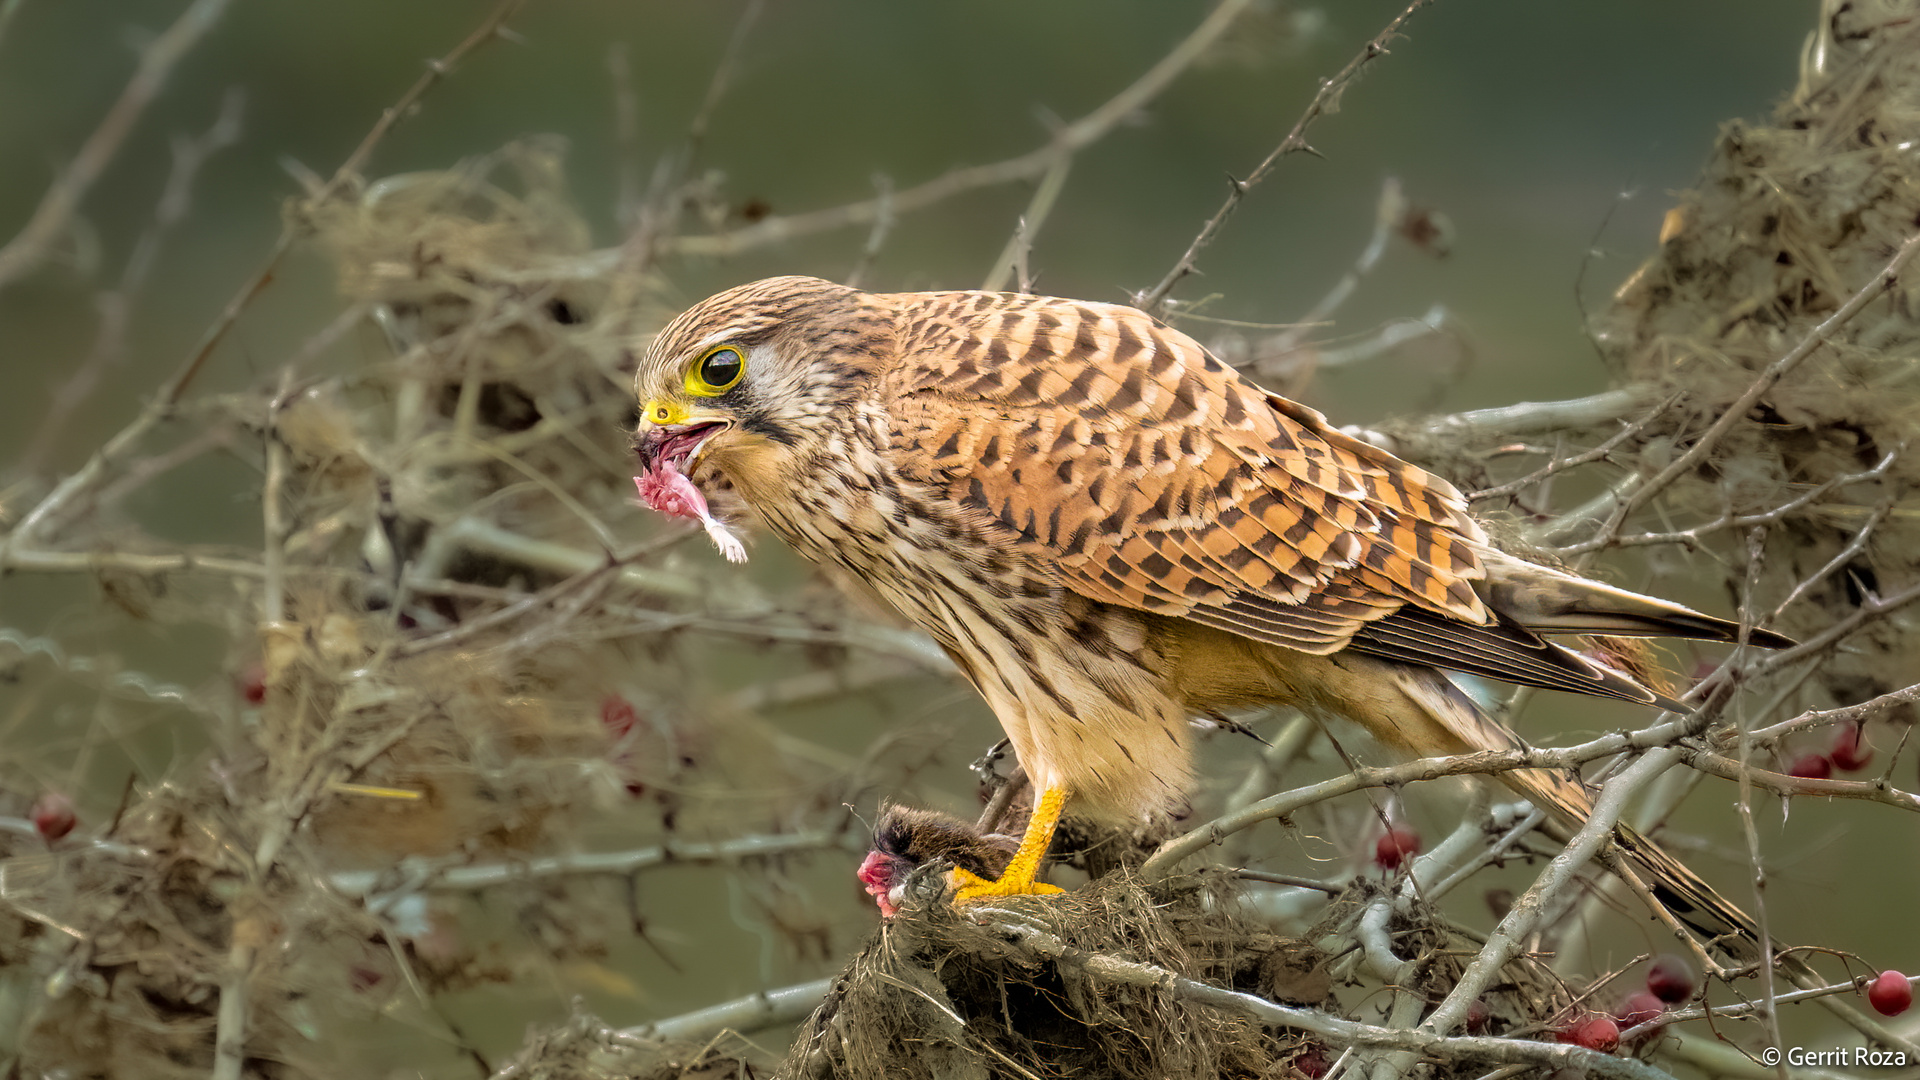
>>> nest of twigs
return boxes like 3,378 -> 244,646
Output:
1600,0 -> 1920,713
787,872 -> 1312,1080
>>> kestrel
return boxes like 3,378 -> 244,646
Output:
631,276 -> 1791,952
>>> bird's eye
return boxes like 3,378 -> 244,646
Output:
685,345 -> 746,397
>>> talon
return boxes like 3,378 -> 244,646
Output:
950,866 -> 1065,903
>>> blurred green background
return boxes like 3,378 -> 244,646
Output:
0,0 -> 1809,459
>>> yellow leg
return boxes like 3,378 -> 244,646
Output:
951,785 -> 1069,902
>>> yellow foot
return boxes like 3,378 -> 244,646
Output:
949,866 -> 1066,903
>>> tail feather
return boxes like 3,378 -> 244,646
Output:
1376,661 -> 1766,962
1477,548 -> 1795,649
1347,606 -> 1685,708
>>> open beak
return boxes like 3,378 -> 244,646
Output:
634,413 -> 733,476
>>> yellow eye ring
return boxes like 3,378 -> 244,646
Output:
685,345 -> 746,397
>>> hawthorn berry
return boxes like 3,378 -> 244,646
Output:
1830,726 -> 1873,772
30,791 -> 76,842
1556,1014 -> 1620,1053
1292,1043 -> 1330,1078
1645,954 -> 1696,1003
1868,971 -> 1912,1017
238,663 -> 267,705
1615,990 -> 1665,1029
1374,827 -> 1421,871
1786,753 -> 1832,780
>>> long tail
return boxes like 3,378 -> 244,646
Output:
1323,650 -> 1766,961
1477,548 -> 1796,648
1344,552 -> 1794,714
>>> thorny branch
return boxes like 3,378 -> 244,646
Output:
1,0 -> 529,554
17,87 -> 247,476
563,0 -> 1261,269
1133,0 -> 1433,311
0,0 -> 236,291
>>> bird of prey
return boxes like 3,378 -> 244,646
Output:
631,275 -> 1791,952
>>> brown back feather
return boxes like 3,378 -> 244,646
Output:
884,291 -> 1490,656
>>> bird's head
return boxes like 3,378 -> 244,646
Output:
631,276 -> 885,506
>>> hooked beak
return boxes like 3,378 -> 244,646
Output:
634,407 -> 733,475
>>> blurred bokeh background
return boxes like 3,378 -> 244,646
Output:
0,0 -> 1809,448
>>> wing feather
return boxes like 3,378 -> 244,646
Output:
884,293 -> 1490,657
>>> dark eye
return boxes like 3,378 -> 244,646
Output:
686,345 -> 745,396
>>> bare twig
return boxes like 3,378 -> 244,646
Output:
1744,680 -> 1920,743
18,87 -> 246,475
2,0 -> 527,552
1564,446 -> 1900,551
607,43 -> 642,233
625,0 -> 765,259
843,174 -> 895,289
336,830 -> 853,900
1358,386 -> 1658,461
0,0 -> 25,51
0,0 -> 235,292
1468,394 -> 1681,504
1421,748 -> 1678,1036
1672,748 -> 1920,810
1744,580 -> 1920,679
1577,228 -> 1920,548
1133,0 -> 1432,311
0,629 -> 201,712
1762,497 -> 1897,623
261,372 -> 294,626
981,156 -> 1071,293
1141,714 -> 1708,880
1264,177 -> 1408,356
638,0 -> 1256,261
619,976 -> 836,1043
981,918 -> 1672,1080
330,0 -> 529,195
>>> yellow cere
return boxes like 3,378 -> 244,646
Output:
645,399 -> 691,425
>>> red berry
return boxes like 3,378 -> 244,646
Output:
600,695 -> 638,739
239,663 -> 267,705
1786,753 -> 1832,780
1868,971 -> 1912,1017
30,791 -> 76,842
1830,726 -> 1873,772
1645,953 -> 1696,1003
1465,998 -> 1491,1034
1374,827 -> 1421,870
349,965 -> 384,991
1556,1014 -> 1620,1053
1615,990 -> 1665,1028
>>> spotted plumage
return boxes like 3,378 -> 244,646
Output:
631,275 -> 1790,952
